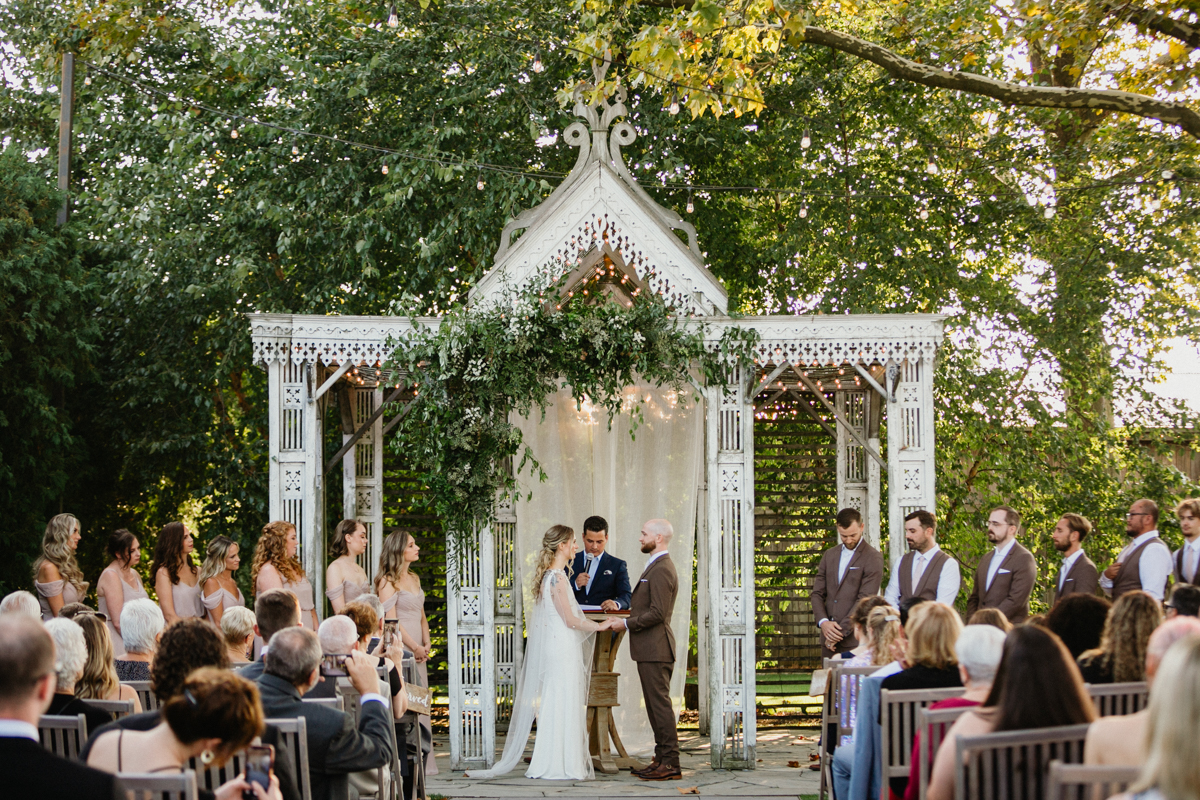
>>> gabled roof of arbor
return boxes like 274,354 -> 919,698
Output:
468,60 -> 728,317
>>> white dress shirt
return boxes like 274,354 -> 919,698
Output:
582,553 -> 603,595
817,543 -> 862,627
986,538 -> 1017,590
1175,538 -> 1200,583
1098,529 -> 1173,601
0,719 -> 38,741
884,544 -> 962,606
641,550 -> 668,575
1058,549 -> 1085,591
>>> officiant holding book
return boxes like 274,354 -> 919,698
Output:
572,516 -> 632,612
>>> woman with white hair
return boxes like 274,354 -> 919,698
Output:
44,619 -> 115,734
114,598 -> 165,682
0,590 -> 42,619
901,624 -> 1006,800
221,605 -> 257,665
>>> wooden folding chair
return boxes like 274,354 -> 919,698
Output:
1046,761 -> 1140,800
88,698 -> 136,720
122,680 -> 158,712
819,664 -> 878,800
38,713 -> 88,760
955,724 -> 1091,800
302,696 -> 345,711
115,770 -> 199,800
917,704 -> 975,800
266,717 -> 313,800
1084,682 -> 1149,717
880,687 -> 967,800
188,748 -> 247,795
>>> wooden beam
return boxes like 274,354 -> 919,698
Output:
310,360 -> 355,404
323,384 -> 408,476
749,362 -> 792,399
794,373 -> 887,469
380,394 -> 418,436
785,389 -> 838,440
853,363 -> 888,401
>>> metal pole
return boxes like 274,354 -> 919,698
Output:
57,53 -> 74,226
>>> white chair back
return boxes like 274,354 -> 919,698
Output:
1046,760 -> 1140,800
122,680 -> 157,712
266,716 -> 312,800
1084,682 -> 1149,717
954,724 -> 1091,800
37,713 -> 88,760
88,698 -> 137,720
115,770 -> 199,800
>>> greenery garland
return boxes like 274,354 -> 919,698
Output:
384,280 -> 758,548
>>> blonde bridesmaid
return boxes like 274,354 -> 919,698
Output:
33,514 -> 89,621
199,536 -> 245,626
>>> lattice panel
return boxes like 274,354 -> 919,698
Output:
495,623 -> 517,725
458,630 -> 486,761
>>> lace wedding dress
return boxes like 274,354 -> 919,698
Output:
468,568 -> 598,780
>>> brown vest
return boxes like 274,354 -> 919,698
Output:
898,549 -> 949,602
1112,536 -> 1169,600
1174,547 -> 1198,586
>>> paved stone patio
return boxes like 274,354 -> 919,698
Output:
426,727 -> 823,799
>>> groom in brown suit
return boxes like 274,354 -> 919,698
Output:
610,519 -> 681,781
811,508 -> 884,658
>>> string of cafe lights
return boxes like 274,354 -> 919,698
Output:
79,59 -> 1190,221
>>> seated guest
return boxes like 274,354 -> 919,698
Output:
1078,590 -> 1162,683
1044,593 -> 1111,659
0,590 -> 42,618
835,596 -> 891,661
87,667 -> 281,800
1113,634 -> 1200,800
0,616 -> 114,800
899,596 -> 928,627
903,624 -> 1006,800
312,615 -> 361,699
927,626 -> 1095,800
881,603 -> 965,692
43,618 -> 114,734
57,601 -> 96,619
239,588 -> 302,682
257,627 -> 395,800
342,601 -> 407,717
1164,583 -> 1200,619
835,606 -> 901,750
1084,616 -> 1200,766
115,597 -> 165,681
966,608 -> 1011,632
80,618 -> 301,800
222,606 -> 257,665
73,613 -> 142,711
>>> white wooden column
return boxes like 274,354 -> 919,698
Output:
836,390 -> 881,550
706,367 -> 756,769
494,496 -> 521,730
885,357 -> 937,574
343,385 -> 385,580
448,527 -> 496,769
301,363 -> 325,604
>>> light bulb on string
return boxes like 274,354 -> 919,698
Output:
381,164 -> 389,175
926,157 -> 938,175
292,141 -> 299,156
83,76 -> 91,86
532,51 -> 545,73
386,4 -> 398,27
476,172 -> 485,190
919,207 -> 929,221
799,203 -> 808,219
668,88 -> 680,116
685,189 -> 694,214
230,128 -> 239,139
801,130 -> 811,150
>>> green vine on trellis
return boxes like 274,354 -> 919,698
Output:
383,281 -> 758,549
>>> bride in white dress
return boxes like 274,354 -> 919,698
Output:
468,524 -> 615,780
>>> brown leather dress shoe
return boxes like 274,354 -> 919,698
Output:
638,763 -> 682,781
629,760 -> 659,776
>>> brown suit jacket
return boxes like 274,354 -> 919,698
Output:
1054,552 -> 1099,603
811,541 -> 884,652
966,541 -> 1037,623
627,553 -> 679,662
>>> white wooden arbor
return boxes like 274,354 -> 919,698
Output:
249,61 -> 944,772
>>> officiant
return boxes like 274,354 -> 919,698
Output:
572,516 -> 632,611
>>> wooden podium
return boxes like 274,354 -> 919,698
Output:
584,611 -> 640,774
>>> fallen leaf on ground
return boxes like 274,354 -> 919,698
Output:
677,787 -> 700,794
788,761 -> 801,768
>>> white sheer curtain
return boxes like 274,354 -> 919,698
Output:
513,383 -> 703,757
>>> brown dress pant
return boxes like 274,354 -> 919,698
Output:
637,660 -> 679,768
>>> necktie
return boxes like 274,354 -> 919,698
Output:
914,553 -> 927,584
1188,545 -> 1197,583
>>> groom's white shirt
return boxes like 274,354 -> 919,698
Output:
641,551 -> 668,576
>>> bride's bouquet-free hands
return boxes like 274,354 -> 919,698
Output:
596,617 -> 620,631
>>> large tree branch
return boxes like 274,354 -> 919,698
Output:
1108,3 -> 1200,48
795,26 -> 1200,138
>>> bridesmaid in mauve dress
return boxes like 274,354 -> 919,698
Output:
151,522 -> 204,624
96,530 -> 149,656
198,535 -> 246,626
326,519 -> 373,613
33,514 -> 89,622
377,529 -> 437,775
252,520 -> 319,630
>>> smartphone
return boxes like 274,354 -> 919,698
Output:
320,653 -> 350,678
241,744 -> 272,800
381,621 -> 399,651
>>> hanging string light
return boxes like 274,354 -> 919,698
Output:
381,163 -> 389,174
801,130 -> 811,150
230,128 -> 239,139
532,51 -> 545,73
686,188 -> 694,214
668,87 -> 681,116
386,4 -> 399,27
477,172 -> 486,190
926,156 -> 938,175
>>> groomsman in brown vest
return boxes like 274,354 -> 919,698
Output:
810,508 -> 884,658
1101,499 -> 1173,602
1052,513 -> 1099,603
884,511 -> 961,607
1172,498 -> 1200,588
966,506 -> 1038,623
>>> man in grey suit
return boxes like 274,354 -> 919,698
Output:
1052,513 -> 1099,603
610,518 -> 680,781
966,506 -> 1038,623
257,627 -> 394,800
811,508 -> 884,658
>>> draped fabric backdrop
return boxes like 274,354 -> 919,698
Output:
513,383 -> 704,757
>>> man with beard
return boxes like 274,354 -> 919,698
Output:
884,511 -> 961,606
1052,513 -> 1100,603
1100,498 -> 1172,601
966,506 -> 1038,623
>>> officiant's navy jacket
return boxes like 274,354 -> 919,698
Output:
571,551 -> 632,609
